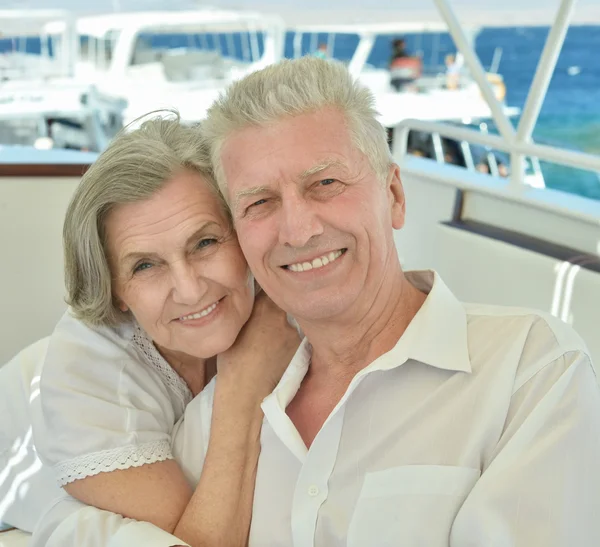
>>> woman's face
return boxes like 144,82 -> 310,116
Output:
105,169 -> 254,359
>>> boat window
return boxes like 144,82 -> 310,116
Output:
130,30 -> 266,66
406,130 -> 435,159
79,35 -> 115,69
286,32 -> 359,64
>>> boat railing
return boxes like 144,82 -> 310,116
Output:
393,118 -> 600,191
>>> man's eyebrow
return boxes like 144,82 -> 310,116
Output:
232,160 -> 347,211
233,185 -> 271,211
299,159 -> 347,181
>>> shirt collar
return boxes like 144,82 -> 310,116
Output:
269,270 -> 471,407
390,270 -> 472,374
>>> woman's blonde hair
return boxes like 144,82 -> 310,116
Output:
202,56 -> 392,191
63,112 -> 224,327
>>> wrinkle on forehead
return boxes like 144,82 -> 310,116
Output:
221,107 -> 381,209
106,186 -> 228,267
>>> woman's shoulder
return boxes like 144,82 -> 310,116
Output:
48,310 -> 190,401
33,311 -> 190,483
50,309 -> 138,362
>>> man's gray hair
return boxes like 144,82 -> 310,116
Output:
203,56 -> 392,190
63,113 -> 223,327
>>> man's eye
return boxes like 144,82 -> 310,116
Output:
133,262 -> 152,273
248,198 -> 267,210
197,238 -> 218,249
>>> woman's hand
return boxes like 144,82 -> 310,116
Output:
217,291 -> 301,399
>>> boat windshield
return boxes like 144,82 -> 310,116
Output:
130,29 -> 266,67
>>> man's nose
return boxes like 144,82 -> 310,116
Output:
278,192 -> 324,248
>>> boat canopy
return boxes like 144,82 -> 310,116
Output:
0,9 -> 71,36
44,9 -> 284,39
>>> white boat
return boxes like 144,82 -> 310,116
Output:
0,0 -> 599,542
0,10 -> 125,152
0,9 -> 76,81
0,79 -> 127,152
44,9 -> 285,125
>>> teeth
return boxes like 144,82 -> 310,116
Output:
288,250 -> 344,272
179,302 -> 218,321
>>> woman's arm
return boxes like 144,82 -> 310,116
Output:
63,293 -> 299,546
170,379 -> 265,545
33,496 -> 190,547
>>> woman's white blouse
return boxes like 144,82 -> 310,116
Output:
31,310 -> 193,485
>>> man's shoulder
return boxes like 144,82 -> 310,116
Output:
462,303 -> 591,387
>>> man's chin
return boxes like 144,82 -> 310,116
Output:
285,299 -> 350,325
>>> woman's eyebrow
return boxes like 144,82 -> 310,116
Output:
120,222 -> 222,264
184,222 -> 221,245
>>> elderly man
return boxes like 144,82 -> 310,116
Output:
196,56 -> 600,546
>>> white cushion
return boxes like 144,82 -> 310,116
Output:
0,338 -> 63,533
0,529 -> 31,547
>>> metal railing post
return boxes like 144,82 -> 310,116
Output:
516,0 -> 577,143
432,0 -> 516,143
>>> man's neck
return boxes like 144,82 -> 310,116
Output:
299,269 -> 427,381
286,268 -> 427,448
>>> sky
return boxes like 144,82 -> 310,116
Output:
2,0 -> 599,26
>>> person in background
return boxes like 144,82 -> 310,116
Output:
314,42 -> 329,60
497,160 -> 510,177
389,37 -> 422,91
445,53 -> 461,89
476,161 -> 490,174
390,37 -> 409,61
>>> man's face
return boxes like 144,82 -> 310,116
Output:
220,107 -> 406,323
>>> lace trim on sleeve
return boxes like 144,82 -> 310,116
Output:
54,439 -> 173,486
131,324 -> 193,410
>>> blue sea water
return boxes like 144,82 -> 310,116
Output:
474,26 -> 600,200
3,25 -> 599,200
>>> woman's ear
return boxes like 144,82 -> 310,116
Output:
114,297 -> 129,313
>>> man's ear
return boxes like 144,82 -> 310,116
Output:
387,164 -> 406,229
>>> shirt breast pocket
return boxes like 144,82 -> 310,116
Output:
347,465 -> 480,547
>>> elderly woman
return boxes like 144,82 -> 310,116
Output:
3,115 -> 300,547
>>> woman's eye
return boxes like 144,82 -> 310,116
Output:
319,178 -> 335,186
197,238 -> 218,249
133,262 -> 152,273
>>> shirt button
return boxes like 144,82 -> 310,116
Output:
308,485 -> 319,497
